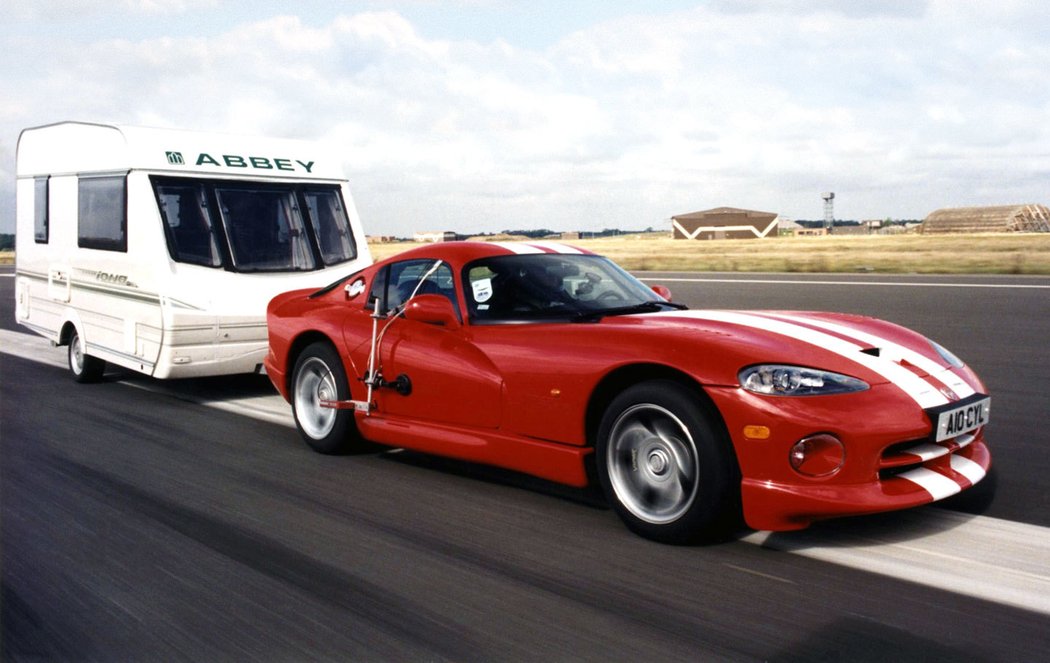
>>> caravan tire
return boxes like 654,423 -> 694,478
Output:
68,329 -> 105,383
291,342 -> 361,455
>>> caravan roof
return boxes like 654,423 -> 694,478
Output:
16,121 -> 346,181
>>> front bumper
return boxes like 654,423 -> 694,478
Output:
741,438 -> 991,531
705,381 -> 993,532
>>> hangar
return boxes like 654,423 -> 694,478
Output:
671,207 -> 780,240
921,204 -> 1050,233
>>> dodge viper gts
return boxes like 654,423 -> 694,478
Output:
264,241 -> 991,543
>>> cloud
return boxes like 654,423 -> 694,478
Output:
2,4 -> 1049,235
0,0 -> 217,20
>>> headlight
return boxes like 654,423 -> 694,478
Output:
739,365 -> 869,396
930,340 -> 965,368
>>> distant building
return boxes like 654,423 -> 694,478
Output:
795,227 -> 827,237
413,231 -> 458,243
777,218 -> 803,235
671,207 -> 779,240
921,204 -> 1050,234
832,223 -> 873,236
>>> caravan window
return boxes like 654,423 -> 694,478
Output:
151,176 -> 357,273
78,175 -> 127,252
216,187 -> 317,272
34,177 -> 48,243
156,182 -> 223,267
304,189 -> 356,265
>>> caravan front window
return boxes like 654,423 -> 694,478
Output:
156,183 -> 223,267
305,189 -> 356,265
216,187 -> 316,272
150,176 -> 358,272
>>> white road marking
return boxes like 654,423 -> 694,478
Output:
722,563 -> 796,584
639,276 -> 1050,289
3,328 -> 1049,616
742,510 -> 1050,616
0,328 -> 295,427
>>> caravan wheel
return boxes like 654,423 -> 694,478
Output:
68,329 -> 105,383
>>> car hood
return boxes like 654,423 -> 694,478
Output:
613,309 -> 981,409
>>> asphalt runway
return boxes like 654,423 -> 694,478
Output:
2,266 -> 1049,660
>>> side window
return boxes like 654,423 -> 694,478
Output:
304,188 -> 356,265
34,176 -> 49,243
375,259 -> 458,315
466,264 -> 498,319
216,186 -> 316,272
156,182 -> 223,267
78,174 -> 127,252
367,265 -> 390,311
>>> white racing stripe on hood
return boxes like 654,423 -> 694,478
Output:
657,310 -> 950,408
764,313 -> 976,399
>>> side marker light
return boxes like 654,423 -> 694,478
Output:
744,425 -> 771,440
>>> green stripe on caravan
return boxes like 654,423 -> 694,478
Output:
193,153 -> 315,172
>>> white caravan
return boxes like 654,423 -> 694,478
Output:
15,121 -> 372,381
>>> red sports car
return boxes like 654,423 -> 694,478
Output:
265,241 -> 991,543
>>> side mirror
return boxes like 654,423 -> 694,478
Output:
651,285 -> 673,303
403,294 -> 461,329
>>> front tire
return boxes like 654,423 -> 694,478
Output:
596,380 -> 740,544
68,328 -> 105,383
291,342 -> 361,454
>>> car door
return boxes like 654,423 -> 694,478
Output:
365,259 -> 503,429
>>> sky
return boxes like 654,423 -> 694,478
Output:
1,0 -> 1048,237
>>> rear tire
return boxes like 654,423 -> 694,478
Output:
596,380 -> 740,544
68,329 -> 105,383
291,342 -> 362,454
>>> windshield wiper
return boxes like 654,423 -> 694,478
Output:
571,300 -> 687,323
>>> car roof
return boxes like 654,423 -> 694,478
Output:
377,240 -> 595,267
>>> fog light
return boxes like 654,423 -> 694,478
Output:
789,434 -> 845,477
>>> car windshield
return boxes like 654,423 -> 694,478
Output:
463,253 -> 680,323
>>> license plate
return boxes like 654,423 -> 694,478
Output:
933,396 -> 991,442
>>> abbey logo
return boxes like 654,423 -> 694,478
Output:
164,150 -> 315,173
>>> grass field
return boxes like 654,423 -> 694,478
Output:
3,233 -> 1048,273
369,233 -> 1050,274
